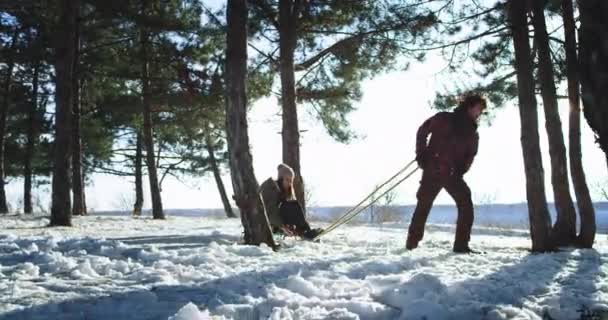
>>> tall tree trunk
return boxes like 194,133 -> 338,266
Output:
509,0 -> 553,252
531,1 -> 577,246
279,0 -> 306,210
71,77 -> 85,216
51,0 -> 79,226
72,17 -> 86,217
81,171 -> 87,213
578,1 -> 608,167
206,140 -> 236,218
0,30 -> 18,214
140,0 -> 164,220
562,0 -> 596,248
226,0 -> 276,247
133,131 -> 143,216
24,62 -> 40,214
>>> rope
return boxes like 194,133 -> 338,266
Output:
317,166 -> 419,237
318,159 -> 416,233
313,160 -> 419,241
314,166 -> 419,240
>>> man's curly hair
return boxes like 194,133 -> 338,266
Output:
456,92 -> 487,111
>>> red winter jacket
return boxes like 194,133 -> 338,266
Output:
416,110 -> 479,176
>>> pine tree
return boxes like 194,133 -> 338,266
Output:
72,3 -> 86,216
561,0 -> 595,248
578,0 -> 608,174
248,0 -> 438,210
0,27 -> 19,213
531,0 -> 577,246
139,0 -> 164,219
50,0 -> 79,226
509,0 -> 554,252
225,0 -> 276,247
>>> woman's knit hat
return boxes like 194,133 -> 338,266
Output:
277,163 -> 295,180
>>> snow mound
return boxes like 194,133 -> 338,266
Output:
169,302 -> 212,320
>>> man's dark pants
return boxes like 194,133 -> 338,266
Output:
406,166 -> 474,250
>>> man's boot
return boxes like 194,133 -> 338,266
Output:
405,235 -> 418,250
453,243 -> 481,254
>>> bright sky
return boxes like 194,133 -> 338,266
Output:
5,53 -> 606,211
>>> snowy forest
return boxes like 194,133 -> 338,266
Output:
1,0 -> 607,319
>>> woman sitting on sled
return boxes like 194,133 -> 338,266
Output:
260,164 -> 323,240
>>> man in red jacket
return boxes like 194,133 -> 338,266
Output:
406,93 -> 486,253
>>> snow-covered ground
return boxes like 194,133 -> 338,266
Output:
0,213 -> 606,320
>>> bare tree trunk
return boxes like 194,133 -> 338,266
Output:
562,0 -> 596,248
133,131 -> 143,216
140,0 -> 164,220
370,204 -> 375,224
578,0 -> 608,170
279,0 -> 306,210
24,62 -> 40,214
206,140 -> 236,218
531,1 -> 577,246
509,0 -> 553,252
72,17 -> 86,217
226,0 -> 276,248
51,0 -> 79,226
0,30 -> 18,214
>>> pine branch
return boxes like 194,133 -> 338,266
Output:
159,158 -> 187,190
112,147 -> 137,153
548,36 -> 565,45
295,34 -> 364,71
81,37 -> 134,54
302,14 -> 434,38
251,46 -> 280,72
249,42 -> 278,66
438,2 -> 504,25
410,26 -> 508,51
295,52 -> 330,86
292,0 -> 304,28
295,14 -> 438,71
90,167 -> 133,176
201,3 -> 225,28
250,0 -> 280,30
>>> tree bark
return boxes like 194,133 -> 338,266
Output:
0,30 -> 18,214
140,0 -> 164,220
531,1 -> 577,246
51,0 -> 79,226
279,0 -> 306,210
509,0 -> 553,252
206,140 -> 236,218
133,131 -> 144,216
81,172 -> 87,213
562,0 -> 596,248
24,62 -> 40,214
226,0 -> 276,248
72,16 -> 86,217
578,0 -> 608,170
